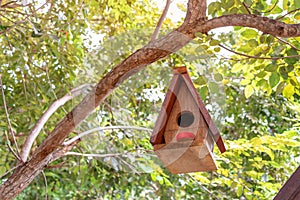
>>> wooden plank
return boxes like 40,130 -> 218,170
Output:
154,139 -> 217,174
181,73 -> 226,153
173,66 -> 188,74
150,74 -> 182,145
273,166 -> 300,200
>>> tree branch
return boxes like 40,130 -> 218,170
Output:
63,126 -> 152,146
151,0 -> 172,42
219,44 -> 300,60
19,84 -> 92,162
274,36 -> 300,51
0,74 -> 20,159
276,8 -> 300,20
64,148 -> 152,158
198,14 -> 300,38
41,170 -> 48,200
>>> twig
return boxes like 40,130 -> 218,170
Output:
0,0 -> 50,35
7,144 -> 22,161
65,152 -> 125,158
63,126 -> 153,146
0,162 -> 23,180
243,0 -> 278,14
117,156 -> 141,174
242,2 -> 252,14
150,0 -> 172,42
41,170 -> 48,200
275,36 -> 300,51
219,44 -> 300,60
276,8 -> 300,20
64,148 -> 152,159
19,84 -> 92,162
188,174 -> 221,199
0,74 -> 20,157
45,67 -> 67,114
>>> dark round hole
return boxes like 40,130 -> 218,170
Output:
177,111 -> 194,128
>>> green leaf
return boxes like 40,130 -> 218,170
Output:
269,72 -> 280,88
294,12 -> 300,20
195,75 -> 208,85
272,6 -> 283,14
209,82 -> 220,94
295,0 -> 300,8
283,0 -> 289,10
248,39 -> 258,47
199,86 -> 209,100
264,64 -> 277,72
237,185 -> 243,197
244,85 -> 254,98
241,29 -> 258,39
282,84 -> 295,98
224,0 -> 235,9
279,67 -> 288,79
264,147 -> 275,160
244,0 -> 252,5
210,39 -> 220,46
214,73 -> 223,82
214,47 -> 221,52
208,2 -> 221,16
276,82 -> 286,95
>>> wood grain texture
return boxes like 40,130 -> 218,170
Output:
274,166 -> 300,200
181,73 -> 226,153
164,81 -> 206,144
154,139 -> 217,174
150,74 -> 182,145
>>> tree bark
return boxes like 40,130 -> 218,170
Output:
1,0 -> 300,198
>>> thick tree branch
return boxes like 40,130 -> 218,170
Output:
197,14 -> 300,38
19,84 -> 92,162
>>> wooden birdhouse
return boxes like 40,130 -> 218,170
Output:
150,66 -> 226,174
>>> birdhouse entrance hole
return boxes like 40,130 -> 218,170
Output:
177,111 -> 194,128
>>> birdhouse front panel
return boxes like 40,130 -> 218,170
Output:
164,81 -> 208,146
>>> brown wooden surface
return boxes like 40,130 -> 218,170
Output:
164,81 -> 207,144
273,166 -> 300,200
150,74 -> 182,145
181,73 -> 226,153
154,138 -> 217,174
173,66 -> 188,74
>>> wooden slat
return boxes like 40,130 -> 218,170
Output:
274,166 -> 300,200
173,66 -> 188,74
181,73 -> 226,153
150,74 -> 182,144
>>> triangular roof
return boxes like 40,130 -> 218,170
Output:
151,66 -> 226,153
